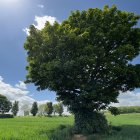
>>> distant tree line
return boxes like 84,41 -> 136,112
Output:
118,106 -> 140,114
32,102 -> 64,117
0,94 -> 65,117
0,94 -> 19,118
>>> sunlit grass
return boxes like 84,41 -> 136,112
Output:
0,114 -> 139,139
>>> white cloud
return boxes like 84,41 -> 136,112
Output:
112,91 -> 140,107
23,28 -> 30,36
38,4 -> 44,8
23,15 -> 58,35
0,76 -> 60,116
0,78 -> 29,96
38,100 -> 51,105
34,15 -> 57,30
15,81 -> 27,90
0,76 -> 34,115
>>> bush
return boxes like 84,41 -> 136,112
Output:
0,114 -> 14,118
48,125 -> 74,140
74,111 -> 109,134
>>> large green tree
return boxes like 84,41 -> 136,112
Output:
0,94 -> 12,114
11,101 -> 19,116
24,6 -> 140,134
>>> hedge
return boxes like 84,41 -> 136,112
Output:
118,106 -> 140,114
0,114 -> 14,118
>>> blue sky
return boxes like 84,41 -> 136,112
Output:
0,0 -> 140,108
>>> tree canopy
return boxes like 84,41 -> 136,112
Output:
24,5 -> 140,134
31,102 -> 38,116
45,102 -> 53,116
0,94 -> 11,114
11,101 -> 19,116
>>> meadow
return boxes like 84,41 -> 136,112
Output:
0,113 -> 139,140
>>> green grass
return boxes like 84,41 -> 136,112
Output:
0,114 -> 139,139
88,113 -> 140,140
0,116 -> 73,140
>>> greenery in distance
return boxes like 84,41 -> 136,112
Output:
118,106 -> 140,114
0,94 -> 12,114
24,5 -> 140,134
11,101 -> 19,116
0,114 -> 139,139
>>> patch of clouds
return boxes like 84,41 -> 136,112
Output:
15,81 -> 27,90
0,76 -> 34,115
23,15 -> 58,35
38,4 -> 44,8
34,15 -> 57,29
112,91 -> 140,107
0,75 -> 71,116
38,100 -> 51,105
23,28 -> 30,36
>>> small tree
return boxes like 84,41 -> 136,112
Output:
11,101 -> 19,116
0,94 -> 11,114
31,102 -> 38,116
44,102 -> 53,116
21,104 -> 30,116
57,103 -> 64,116
24,110 -> 30,116
53,104 -> 58,116
53,103 -> 64,116
38,104 -> 45,116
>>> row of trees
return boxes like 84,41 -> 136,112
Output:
0,94 -> 64,117
0,94 -> 19,116
31,102 -> 64,116
118,106 -> 140,114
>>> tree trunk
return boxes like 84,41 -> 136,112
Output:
74,111 -> 109,134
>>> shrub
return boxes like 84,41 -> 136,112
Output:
0,114 -> 14,118
48,125 -> 74,140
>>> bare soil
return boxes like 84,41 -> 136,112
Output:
73,134 -> 87,140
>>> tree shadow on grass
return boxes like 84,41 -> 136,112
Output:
88,125 -> 140,140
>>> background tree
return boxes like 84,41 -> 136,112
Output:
30,102 -> 38,116
38,104 -> 45,116
11,101 -> 19,116
24,110 -> 30,116
53,104 -> 57,116
44,102 -> 53,116
21,104 -> 30,116
24,5 -> 140,134
53,103 -> 64,116
0,94 -> 11,114
57,103 -> 64,116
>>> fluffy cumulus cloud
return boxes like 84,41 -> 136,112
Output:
15,81 -> 27,90
112,91 -> 140,107
23,15 -> 58,35
0,76 -> 34,115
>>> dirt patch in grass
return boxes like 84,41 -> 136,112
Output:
73,134 -> 87,140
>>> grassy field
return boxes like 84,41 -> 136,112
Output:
0,116 -> 73,140
0,114 -> 139,140
93,113 -> 140,140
